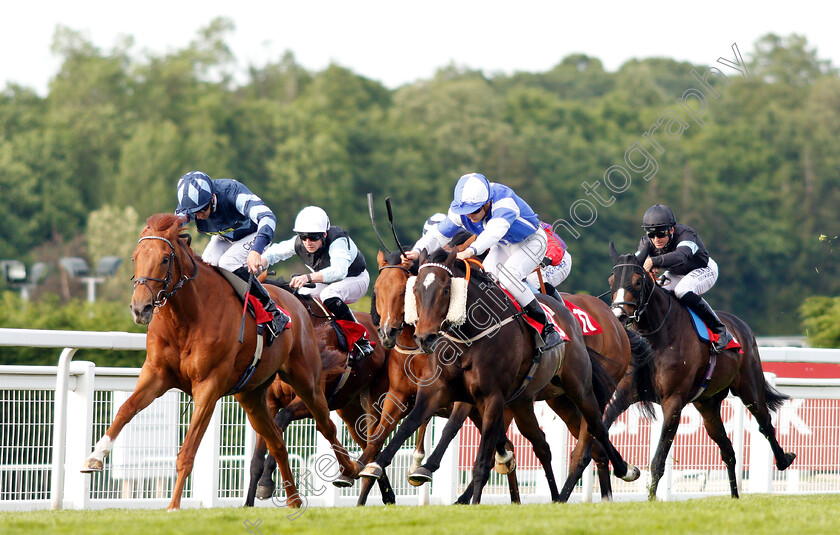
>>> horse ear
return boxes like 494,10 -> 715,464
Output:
377,250 -> 387,268
445,247 -> 458,267
609,241 -> 620,263
418,249 -> 429,265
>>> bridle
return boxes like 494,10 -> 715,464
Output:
611,261 -> 671,336
374,262 -> 413,335
132,235 -> 198,309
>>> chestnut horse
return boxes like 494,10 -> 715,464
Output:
374,249 -> 647,502
361,249 -> 639,503
245,292 -> 396,506
605,243 -> 796,499
80,214 -> 358,510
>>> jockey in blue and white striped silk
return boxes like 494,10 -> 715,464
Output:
175,170 -> 289,338
404,172 -> 562,351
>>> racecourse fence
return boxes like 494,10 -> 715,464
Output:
0,328 -> 838,511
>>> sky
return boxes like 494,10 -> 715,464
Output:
2,1 -> 838,96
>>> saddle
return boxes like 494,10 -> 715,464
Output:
216,268 -> 291,344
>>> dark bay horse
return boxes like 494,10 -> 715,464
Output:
352,250 -> 521,505
376,248 -> 647,502
361,248 -> 639,503
245,305 -> 396,506
606,243 -> 796,499
81,213 -> 359,510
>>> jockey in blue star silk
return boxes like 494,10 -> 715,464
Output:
260,206 -> 374,360
175,170 -> 289,340
404,173 -> 563,351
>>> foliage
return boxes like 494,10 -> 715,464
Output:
1,24 -> 839,337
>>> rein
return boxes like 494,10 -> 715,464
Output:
132,235 -> 198,309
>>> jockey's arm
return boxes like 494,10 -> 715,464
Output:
317,236 -> 355,283
260,237 -> 296,270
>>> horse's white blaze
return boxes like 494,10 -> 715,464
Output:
423,273 -> 436,288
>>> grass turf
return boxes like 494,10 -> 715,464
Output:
2,494 -> 838,535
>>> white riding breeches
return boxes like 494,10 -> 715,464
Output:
525,251 -> 572,290
201,233 -> 256,271
660,257 -> 719,298
483,228 -> 548,307
298,270 -> 370,305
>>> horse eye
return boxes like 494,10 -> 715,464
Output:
162,256 -> 170,265
442,286 -> 450,296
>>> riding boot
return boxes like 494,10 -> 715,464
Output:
679,291 -> 733,353
522,300 -> 562,352
233,267 -> 290,341
323,297 -> 374,361
542,281 -> 565,306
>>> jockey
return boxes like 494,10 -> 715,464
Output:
636,203 -> 734,353
404,173 -> 563,351
260,206 -> 374,360
175,171 -> 290,340
524,221 -> 572,303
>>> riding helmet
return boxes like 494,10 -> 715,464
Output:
176,171 -> 214,216
642,204 -> 676,230
294,206 -> 331,233
450,173 -> 491,215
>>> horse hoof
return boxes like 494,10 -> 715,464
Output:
80,458 -> 103,473
409,451 -> 425,473
332,474 -> 355,488
359,462 -> 383,479
407,467 -> 433,486
256,483 -> 275,500
494,451 -> 516,475
778,452 -> 797,471
618,464 -> 641,482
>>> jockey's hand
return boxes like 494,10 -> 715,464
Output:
402,250 -> 420,263
247,250 -> 264,274
290,274 -> 311,289
643,257 -> 655,273
456,247 -> 475,261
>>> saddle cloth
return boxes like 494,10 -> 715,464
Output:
687,307 -> 742,352
500,289 -> 569,341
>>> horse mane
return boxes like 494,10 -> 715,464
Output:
145,213 -> 184,234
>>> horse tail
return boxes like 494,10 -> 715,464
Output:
624,328 -> 658,419
764,383 -> 790,413
586,347 -> 617,411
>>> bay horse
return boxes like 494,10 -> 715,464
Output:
245,293 -> 396,506
374,249 -> 647,502
361,248 -> 639,504
606,242 -> 796,499
80,213 -> 359,510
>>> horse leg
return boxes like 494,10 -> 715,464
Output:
470,394 -> 506,504
561,356 -> 639,483
237,388 -> 303,509
411,419 -> 429,474
363,386 -> 447,478
335,402 -> 396,505
408,401 -> 472,485
285,363 -> 359,482
245,435 -> 270,506
82,366 -> 173,472
734,372 -> 797,471
168,386 -> 224,511
509,399 -> 561,502
355,390 -> 413,506
648,398 -> 683,501
695,395 -> 740,498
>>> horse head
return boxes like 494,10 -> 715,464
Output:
412,248 -> 460,353
130,213 -> 196,324
373,250 -> 416,349
608,241 -> 651,325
